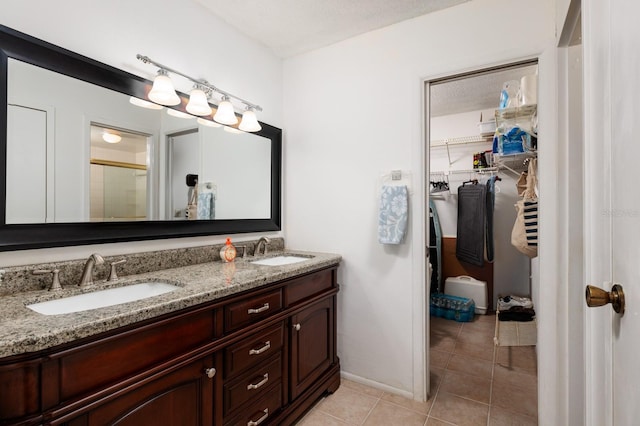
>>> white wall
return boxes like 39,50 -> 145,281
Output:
283,0 -> 555,399
0,0 -> 283,266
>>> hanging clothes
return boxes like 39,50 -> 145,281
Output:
456,181 -> 486,266
485,175 -> 500,263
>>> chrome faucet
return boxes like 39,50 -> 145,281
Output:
78,253 -> 104,287
254,237 -> 270,257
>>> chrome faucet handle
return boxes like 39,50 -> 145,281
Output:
33,269 -> 62,291
107,259 -> 127,282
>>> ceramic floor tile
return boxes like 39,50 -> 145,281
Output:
342,379 -> 385,398
453,340 -> 495,362
488,406 -> 537,426
317,386 -> 379,424
495,346 -> 537,374
430,335 -> 457,353
296,409 -> 351,425
439,370 -> 492,404
380,391 -> 433,415
430,367 -> 445,393
430,349 -> 452,368
456,327 -> 496,346
492,364 -> 537,391
426,418 -> 457,425
431,317 -> 463,333
363,400 -> 427,426
429,391 -> 489,426
446,353 -> 494,379
491,381 -> 538,418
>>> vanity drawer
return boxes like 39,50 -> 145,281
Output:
224,289 -> 283,333
285,268 -> 334,306
224,383 -> 282,426
223,355 -> 282,417
224,323 -> 284,378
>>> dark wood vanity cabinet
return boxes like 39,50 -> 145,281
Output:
0,265 -> 340,426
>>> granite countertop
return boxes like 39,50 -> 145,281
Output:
0,250 -> 341,358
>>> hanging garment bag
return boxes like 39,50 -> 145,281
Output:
456,182 -> 486,266
511,159 -> 538,257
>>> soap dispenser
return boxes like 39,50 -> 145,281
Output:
219,238 -> 237,263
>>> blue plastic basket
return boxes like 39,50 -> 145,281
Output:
430,293 -> 475,322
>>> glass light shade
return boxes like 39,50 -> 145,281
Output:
213,99 -> 238,125
197,117 -> 222,127
102,132 -> 122,143
148,73 -> 180,106
186,89 -> 212,116
167,109 -> 195,119
129,96 -> 163,110
239,109 -> 262,132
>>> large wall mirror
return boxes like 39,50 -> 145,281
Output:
0,25 -> 281,251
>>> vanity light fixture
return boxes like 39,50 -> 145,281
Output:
239,106 -> 262,132
196,117 -> 222,128
137,54 -> 263,132
148,69 -> 181,106
102,132 -> 122,143
129,96 -> 164,110
167,109 -> 195,120
186,85 -> 212,116
213,95 -> 238,125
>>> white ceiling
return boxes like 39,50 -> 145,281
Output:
194,0 -> 536,116
195,0 -> 470,58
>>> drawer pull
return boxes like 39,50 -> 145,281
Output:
248,303 -> 270,314
293,323 -> 301,331
247,373 -> 269,390
247,408 -> 269,426
248,341 -> 271,355
205,367 -> 216,379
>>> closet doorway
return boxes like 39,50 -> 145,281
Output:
424,61 -> 540,408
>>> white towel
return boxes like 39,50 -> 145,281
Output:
378,185 -> 409,244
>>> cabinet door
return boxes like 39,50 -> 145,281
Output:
67,355 -> 216,426
290,297 -> 335,399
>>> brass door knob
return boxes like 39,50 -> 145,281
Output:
585,284 -> 625,314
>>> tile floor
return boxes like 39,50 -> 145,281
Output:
295,313 -> 538,426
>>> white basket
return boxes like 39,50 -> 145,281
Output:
477,119 -> 496,136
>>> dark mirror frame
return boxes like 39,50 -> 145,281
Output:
0,24 -> 281,251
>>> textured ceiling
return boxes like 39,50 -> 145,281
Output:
195,0 -> 470,58
430,64 -> 538,117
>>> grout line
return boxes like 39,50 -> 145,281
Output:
358,394 -> 381,425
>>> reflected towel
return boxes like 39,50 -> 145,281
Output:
197,182 -> 216,220
378,185 -> 409,244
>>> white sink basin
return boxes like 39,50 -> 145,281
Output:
251,255 -> 310,266
26,282 -> 178,316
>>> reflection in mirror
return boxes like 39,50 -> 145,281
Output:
0,24 -> 281,251
90,125 -> 149,222
6,58 -> 272,224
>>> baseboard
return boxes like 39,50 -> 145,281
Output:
340,371 -> 414,400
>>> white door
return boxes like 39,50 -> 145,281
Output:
584,0 -> 640,424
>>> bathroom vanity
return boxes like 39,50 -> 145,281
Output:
0,251 -> 340,425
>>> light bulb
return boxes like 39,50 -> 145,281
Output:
102,132 -> 122,143
239,108 -> 262,132
186,87 -> 212,116
213,96 -> 238,125
148,70 -> 180,106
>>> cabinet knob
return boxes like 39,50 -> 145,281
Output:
293,323 -> 301,331
205,367 -> 216,379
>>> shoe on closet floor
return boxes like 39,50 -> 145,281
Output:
497,295 -> 533,311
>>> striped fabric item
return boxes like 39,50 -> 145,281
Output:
523,200 -> 538,246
